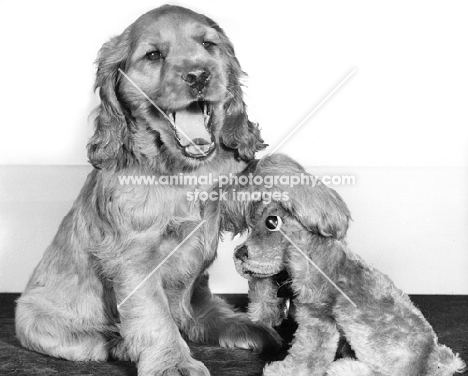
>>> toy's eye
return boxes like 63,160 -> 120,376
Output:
266,216 -> 282,231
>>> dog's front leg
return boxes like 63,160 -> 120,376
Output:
186,273 -> 282,353
114,267 -> 209,376
247,277 -> 284,327
263,304 -> 338,376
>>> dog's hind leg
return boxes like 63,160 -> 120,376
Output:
15,241 -> 119,362
15,292 -> 111,361
185,273 -> 283,353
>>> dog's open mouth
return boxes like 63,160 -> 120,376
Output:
167,101 -> 215,159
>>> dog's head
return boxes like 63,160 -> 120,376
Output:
87,5 -> 265,170
211,153 -> 351,278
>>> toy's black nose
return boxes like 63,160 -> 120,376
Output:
235,245 -> 248,261
182,70 -> 211,91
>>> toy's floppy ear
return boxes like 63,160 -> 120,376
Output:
281,176 -> 351,239
253,154 -> 351,239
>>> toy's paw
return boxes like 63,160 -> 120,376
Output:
258,315 -> 284,328
263,360 -> 281,375
325,359 -> 373,376
248,301 -> 284,328
219,319 -> 283,353
264,360 -> 309,376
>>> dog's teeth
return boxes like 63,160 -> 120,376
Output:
204,114 -> 211,129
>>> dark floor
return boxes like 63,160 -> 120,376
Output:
0,294 -> 467,375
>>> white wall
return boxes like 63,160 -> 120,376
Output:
0,0 -> 467,294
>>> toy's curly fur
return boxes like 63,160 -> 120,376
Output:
211,153 -> 466,376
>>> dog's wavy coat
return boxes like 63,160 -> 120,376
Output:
211,154 -> 465,376
15,6 -> 280,376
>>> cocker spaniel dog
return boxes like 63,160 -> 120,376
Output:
15,5 -> 281,376
209,154 -> 465,376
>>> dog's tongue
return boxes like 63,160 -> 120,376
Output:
174,102 -> 211,148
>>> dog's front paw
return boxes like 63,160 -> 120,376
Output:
163,358 -> 210,376
219,319 -> 283,353
139,356 -> 210,376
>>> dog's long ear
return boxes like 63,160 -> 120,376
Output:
203,161 -> 260,237
282,179 -> 351,239
87,28 -> 132,169
207,183 -> 251,236
219,160 -> 261,234
208,21 -> 267,161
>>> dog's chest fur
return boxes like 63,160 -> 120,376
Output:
96,159 -> 246,264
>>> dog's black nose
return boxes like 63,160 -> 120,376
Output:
235,245 -> 248,261
182,70 -> 211,91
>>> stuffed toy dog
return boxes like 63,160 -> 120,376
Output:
208,153 -> 465,376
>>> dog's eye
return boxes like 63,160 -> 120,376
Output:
202,41 -> 215,49
146,51 -> 162,61
266,216 -> 282,231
